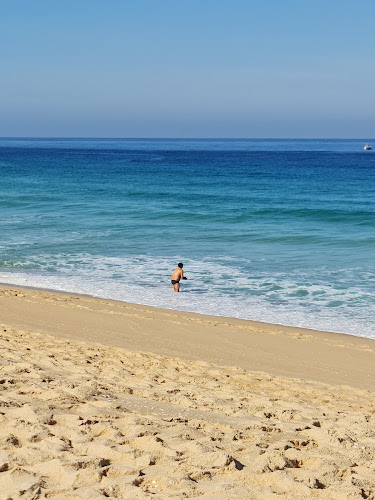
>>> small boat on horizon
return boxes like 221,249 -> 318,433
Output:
364,144 -> 372,150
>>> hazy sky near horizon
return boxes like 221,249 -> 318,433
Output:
1,0 -> 374,138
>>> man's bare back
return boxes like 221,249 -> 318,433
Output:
171,263 -> 186,292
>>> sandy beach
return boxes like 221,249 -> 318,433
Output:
1,285 -> 375,499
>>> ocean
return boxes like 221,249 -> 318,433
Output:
0,138 -> 374,338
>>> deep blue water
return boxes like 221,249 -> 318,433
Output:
0,138 -> 374,337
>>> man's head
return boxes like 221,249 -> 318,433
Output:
178,263 -> 183,268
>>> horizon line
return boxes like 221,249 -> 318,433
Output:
0,137 -> 374,141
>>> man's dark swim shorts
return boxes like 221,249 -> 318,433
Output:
171,280 -> 180,285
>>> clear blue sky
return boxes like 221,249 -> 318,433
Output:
1,0 -> 374,138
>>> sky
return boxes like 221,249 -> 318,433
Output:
1,0 -> 374,138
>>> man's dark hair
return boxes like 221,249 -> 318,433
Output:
178,263 -> 183,268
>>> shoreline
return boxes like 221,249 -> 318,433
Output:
0,278 -> 372,341
1,283 -> 375,391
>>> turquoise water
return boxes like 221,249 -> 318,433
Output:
0,138 -> 374,337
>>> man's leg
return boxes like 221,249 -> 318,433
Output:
173,282 -> 180,292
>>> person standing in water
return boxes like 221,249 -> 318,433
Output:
171,263 -> 187,292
